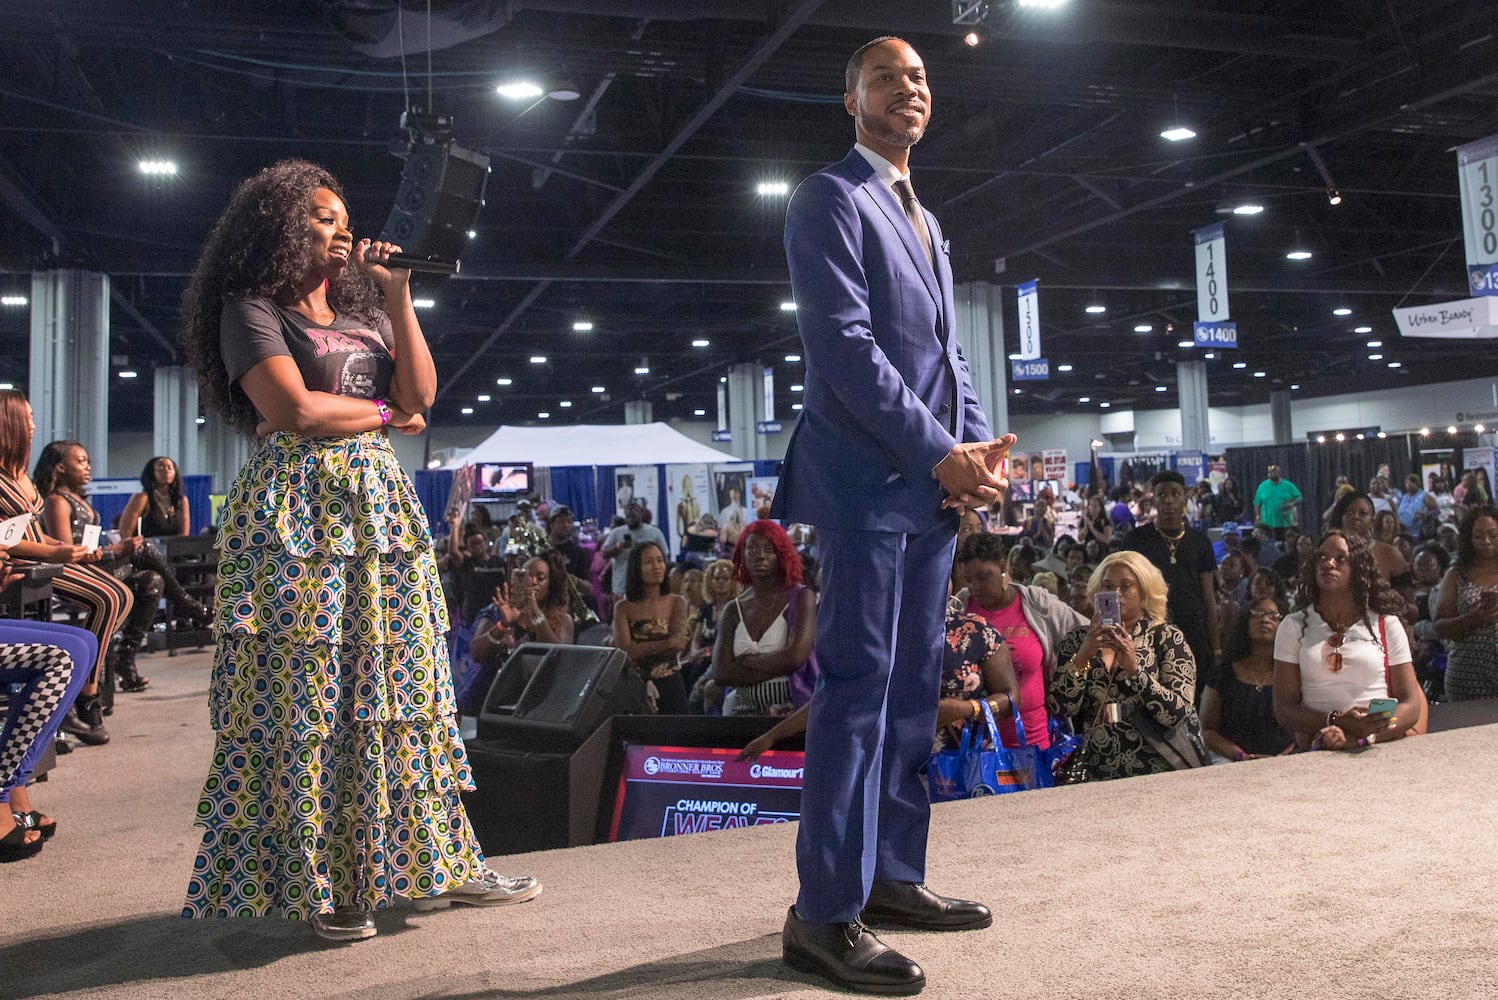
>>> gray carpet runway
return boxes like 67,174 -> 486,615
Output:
5,647 -> 1496,999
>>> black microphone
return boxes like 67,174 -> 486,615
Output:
383,252 -> 460,275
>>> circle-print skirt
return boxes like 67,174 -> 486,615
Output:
183,431 -> 485,919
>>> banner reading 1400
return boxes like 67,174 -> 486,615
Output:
1192,223 -> 1237,349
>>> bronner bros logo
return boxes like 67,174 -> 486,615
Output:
1456,411 -> 1498,423
642,756 -> 724,779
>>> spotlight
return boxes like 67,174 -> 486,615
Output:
1327,188 -> 1342,206
1160,126 -> 1197,142
962,26 -> 988,46
496,81 -> 544,100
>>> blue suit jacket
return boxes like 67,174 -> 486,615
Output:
770,149 -> 991,533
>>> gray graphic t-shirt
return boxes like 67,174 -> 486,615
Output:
221,297 -> 395,400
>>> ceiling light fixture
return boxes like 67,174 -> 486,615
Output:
1389,361 -> 1402,369
1133,324 -> 1153,333
792,402 -> 804,411
137,159 -> 178,176
1447,424 -> 1458,434
635,365 -> 650,375
1286,249 -> 1313,261
1155,386 -> 1167,392
1327,189 -> 1343,206
412,298 -> 436,309
1253,371 -> 1267,378
118,370 -> 138,379
529,355 -> 547,364
694,408 -> 707,417
1368,354 -> 1383,361
1333,307 -> 1352,316
195,415 -> 205,425
477,394 -> 491,402
785,354 -> 802,362
1177,340 -> 1193,348
1204,352 -> 1216,359
1233,362 -> 1247,369
1160,126 -> 1196,142
1078,396 -> 1091,403
691,339 -> 710,348
538,411 -> 550,419
1085,304 -> 1106,314
1,295 -> 28,307
1099,401 -> 1111,408
1354,326 -> 1373,334
1232,204 -> 1264,216
1057,364 -> 1074,372
591,386 -> 606,393
496,81 -> 544,100
560,400 -> 572,408
496,377 -> 512,386
756,180 -> 790,197
791,384 -> 804,391
1290,384 -> 1301,390
779,301 -> 797,312
572,321 -> 594,332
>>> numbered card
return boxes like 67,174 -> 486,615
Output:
81,524 -> 101,553
0,512 -> 30,546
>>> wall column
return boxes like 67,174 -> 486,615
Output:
1177,359 -> 1210,453
727,362 -> 763,461
953,282 -> 1009,435
29,269 -> 110,470
1270,389 -> 1293,444
623,400 -> 653,424
153,365 -> 200,476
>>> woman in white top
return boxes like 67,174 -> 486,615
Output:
1272,529 -> 1421,750
712,520 -> 817,716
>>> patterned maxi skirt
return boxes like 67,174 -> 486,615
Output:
183,431 -> 486,919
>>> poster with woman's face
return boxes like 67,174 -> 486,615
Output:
712,464 -> 754,541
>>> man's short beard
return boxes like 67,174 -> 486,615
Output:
862,113 -> 926,149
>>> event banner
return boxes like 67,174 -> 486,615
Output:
614,465 -> 660,528
665,463 -> 712,556
1193,223 -> 1237,348
1009,450 -> 1031,501
1042,449 -> 1068,484
1017,280 -> 1042,360
1456,133 -> 1498,291
746,476 -> 779,520
711,463 -> 755,544
609,744 -> 806,842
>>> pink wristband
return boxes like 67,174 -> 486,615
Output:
374,399 -> 392,427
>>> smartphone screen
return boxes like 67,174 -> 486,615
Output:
1094,590 -> 1120,625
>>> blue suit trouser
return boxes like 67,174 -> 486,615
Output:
794,521 -> 955,924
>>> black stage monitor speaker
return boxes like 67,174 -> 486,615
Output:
476,643 -> 645,749
378,142 -> 490,263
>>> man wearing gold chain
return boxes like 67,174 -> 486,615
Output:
1123,469 -> 1220,699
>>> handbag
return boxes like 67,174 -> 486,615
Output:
1126,702 -> 1211,770
1033,715 -> 1084,789
925,700 -> 1035,802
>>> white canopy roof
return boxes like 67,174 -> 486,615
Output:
444,422 -> 742,468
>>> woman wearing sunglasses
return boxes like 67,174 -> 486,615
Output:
1272,530 -> 1420,751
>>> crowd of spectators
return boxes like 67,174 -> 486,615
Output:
436,454 -> 1498,792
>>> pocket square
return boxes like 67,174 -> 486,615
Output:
941,239 -> 951,255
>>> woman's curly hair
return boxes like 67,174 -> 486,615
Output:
1294,529 -> 1400,619
179,159 -> 385,433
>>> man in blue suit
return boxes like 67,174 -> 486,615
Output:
770,36 -> 1015,996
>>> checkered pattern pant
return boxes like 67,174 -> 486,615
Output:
0,620 -> 95,803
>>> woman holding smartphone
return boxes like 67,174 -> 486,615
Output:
1432,505 -> 1498,700
1272,530 -> 1419,750
1049,551 -> 1199,781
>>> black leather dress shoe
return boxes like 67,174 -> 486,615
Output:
862,880 -> 993,931
782,906 -> 925,996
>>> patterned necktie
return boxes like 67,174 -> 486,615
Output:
893,177 -> 934,268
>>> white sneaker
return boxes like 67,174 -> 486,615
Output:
311,908 -> 377,942
410,867 -> 543,911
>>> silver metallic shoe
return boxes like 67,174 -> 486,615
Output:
410,868 -> 543,911
311,907 -> 377,942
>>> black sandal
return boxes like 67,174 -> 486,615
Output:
0,818 -> 43,862
15,810 -> 56,841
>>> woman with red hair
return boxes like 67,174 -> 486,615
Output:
712,520 -> 819,716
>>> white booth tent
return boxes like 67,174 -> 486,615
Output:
444,422 -> 741,468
